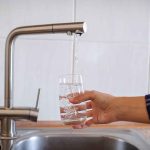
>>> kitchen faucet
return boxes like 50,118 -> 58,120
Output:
0,22 -> 86,149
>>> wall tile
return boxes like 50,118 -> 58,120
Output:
0,0 -> 150,121
0,38 -> 5,106
76,0 -> 149,43
13,38 -> 73,120
0,0 -> 74,40
148,0 -> 150,93
76,41 -> 149,96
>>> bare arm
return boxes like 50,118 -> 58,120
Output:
113,96 -> 150,123
70,91 -> 150,127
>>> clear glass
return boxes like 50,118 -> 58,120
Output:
59,74 -> 87,125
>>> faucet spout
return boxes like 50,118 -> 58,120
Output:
2,22 -> 86,140
5,22 -> 87,108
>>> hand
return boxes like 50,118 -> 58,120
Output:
69,90 -> 117,128
70,90 -> 150,129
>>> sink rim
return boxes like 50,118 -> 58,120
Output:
11,128 -> 150,150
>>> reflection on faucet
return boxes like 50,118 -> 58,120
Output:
0,22 -> 86,149
0,107 -> 38,121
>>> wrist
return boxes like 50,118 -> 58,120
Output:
113,96 -> 150,123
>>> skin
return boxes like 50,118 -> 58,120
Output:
69,90 -> 150,128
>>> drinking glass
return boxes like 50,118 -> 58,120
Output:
59,74 -> 87,125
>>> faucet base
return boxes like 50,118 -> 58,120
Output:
0,136 -> 17,140
1,118 -> 17,140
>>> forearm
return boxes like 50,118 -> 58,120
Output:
113,96 -> 150,123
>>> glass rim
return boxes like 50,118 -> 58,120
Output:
59,74 -> 83,84
59,74 -> 82,77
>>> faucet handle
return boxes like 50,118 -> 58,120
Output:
35,88 -> 41,109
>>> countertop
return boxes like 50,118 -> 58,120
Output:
16,121 -> 150,129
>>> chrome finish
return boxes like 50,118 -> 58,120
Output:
1,139 -> 13,150
0,22 -> 86,149
11,128 -> 150,150
12,136 -> 138,150
35,88 -> 41,109
0,107 -> 38,121
4,22 -> 86,108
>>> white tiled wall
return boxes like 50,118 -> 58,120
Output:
0,0 -> 149,120
75,0 -> 149,96
13,39 -> 73,120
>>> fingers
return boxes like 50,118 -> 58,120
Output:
86,101 -> 92,109
85,119 -> 94,126
60,101 -> 92,113
67,92 -> 83,99
72,118 -> 94,129
71,115 -> 93,129
86,109 -> 93,117
69,90 -> 96,104
60,109 -> 92,119
72,109 -> 99,128
72,124 -> 87,129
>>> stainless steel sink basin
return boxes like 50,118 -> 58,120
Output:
10,128 -> 149,150
11,136 -> 138,150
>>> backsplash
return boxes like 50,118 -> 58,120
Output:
0,0 -> 149,120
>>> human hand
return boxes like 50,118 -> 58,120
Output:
69,90 -> 117,128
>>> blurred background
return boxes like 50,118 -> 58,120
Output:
0,0 -> 149,120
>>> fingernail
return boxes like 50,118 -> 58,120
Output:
72,125 -> 83,129
69,98 -> 76,103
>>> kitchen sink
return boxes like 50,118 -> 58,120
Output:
10,128 -> 149,150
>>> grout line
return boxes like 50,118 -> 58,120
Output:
73,0 -> 76,21
73,40 -> 149,45
0,36 -> 148,45
71,36 -> 75,75
148,55 -> 150,93
147,19 -> 150,93
147,0 -> 150,94
71,0 -> 77,75
147,48 -> 150,94
0,36 -> 74,42
0,37 -> 6,40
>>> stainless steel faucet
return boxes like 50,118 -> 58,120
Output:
0,22 -> 86,148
